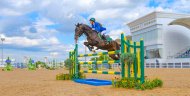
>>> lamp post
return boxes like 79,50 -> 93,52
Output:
44,57 -> 47,65
24,56 -> 28,68
1,37 -> 5,65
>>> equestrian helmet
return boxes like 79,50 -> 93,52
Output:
89,18 -> 96,22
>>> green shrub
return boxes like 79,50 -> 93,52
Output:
48,67 -> 56,70
112,78 -> 163,90
56,73 -> 73,80
120,53 -> 135,65
56,72 -> 86,80
152,78 -> 163,87
78,72 -> 86,79
3,65 -> 13,71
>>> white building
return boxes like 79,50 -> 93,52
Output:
127,11 -> 190,68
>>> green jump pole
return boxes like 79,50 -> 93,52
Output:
134,42 -> 137,79
69,52 -> 72,75
72,51 -> 74,76
121,33 -> 125,78
140,39 -> 145,83
75,44 -> 79,78
127,40 -> 130,78
72,51 -> 75,76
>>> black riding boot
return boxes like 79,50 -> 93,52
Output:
101,34 -> 109,45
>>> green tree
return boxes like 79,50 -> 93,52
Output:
120,53 -> 135,65
27,58 -> 36,70
64,59 -> 73,69
3,57 -> 13,71
35,61 -> 46,68
64,58 -> 74,75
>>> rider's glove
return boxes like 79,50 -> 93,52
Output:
92,28 -> 95,30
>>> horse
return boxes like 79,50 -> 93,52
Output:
74,23 -> 120,60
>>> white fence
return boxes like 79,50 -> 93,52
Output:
145,58 -> 190,68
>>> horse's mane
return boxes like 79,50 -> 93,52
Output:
76,23 -> 97,37
79,23 -> 92,30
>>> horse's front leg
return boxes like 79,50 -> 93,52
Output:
84,42 -> 93,51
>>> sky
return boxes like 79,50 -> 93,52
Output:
0,0 -> 190,62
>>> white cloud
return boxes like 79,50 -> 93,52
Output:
4,36 -> 39,47
108,27 -> 130,40
21,17 -> 58,39
109,29 -> 123,40
0,8 -> 22,16
90,9 -> 121,20
35,18 -> 54,27
48,37 -> 60,45
1,34 -> 60,47
9,0 -> 32,8
170,0 -> 190,13
50,52 -> 59,57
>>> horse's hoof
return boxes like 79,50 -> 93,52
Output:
92,50 -> 96,53
88,47 -> 92,51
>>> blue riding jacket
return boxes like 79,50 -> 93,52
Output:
91,22 -> 106,33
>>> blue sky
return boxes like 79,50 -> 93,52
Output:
0,0 -> 189,62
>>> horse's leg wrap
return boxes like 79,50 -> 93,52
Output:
84,42 -> 92,51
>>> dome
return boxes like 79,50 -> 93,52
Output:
163,25 -> 190,58
169,17 -> 190,29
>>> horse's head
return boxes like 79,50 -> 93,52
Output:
75,23 -> 85,44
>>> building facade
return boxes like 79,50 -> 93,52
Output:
127,11 -> 190,68
128,11 -> 190,59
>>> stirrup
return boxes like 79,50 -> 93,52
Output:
104,41 -> 109,45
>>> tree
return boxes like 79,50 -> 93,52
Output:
64,58 -> 73,69
35,61 -> 46,68
64,58 -> 74,75
120,53 -> 135,65
28,58 -> 36,70
3,57 -> 13,71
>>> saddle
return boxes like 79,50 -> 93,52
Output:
98,33 -> 112,43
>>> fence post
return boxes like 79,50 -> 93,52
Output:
75,44 -> 79,78
134,42 -> 137,79
69,52 -> 72,75
127,40 -> 130,78
121,33 -> 125,78
140,39 -> 145,83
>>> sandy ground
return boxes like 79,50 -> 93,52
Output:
0,68 -> 190,96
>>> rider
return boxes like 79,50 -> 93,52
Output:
89,18 -> 108,42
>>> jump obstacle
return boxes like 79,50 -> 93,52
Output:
69,33 -> 145,83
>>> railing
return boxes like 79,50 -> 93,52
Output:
174,46 -> 190,58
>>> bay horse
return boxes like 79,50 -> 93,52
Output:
74,23 -> 120,60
